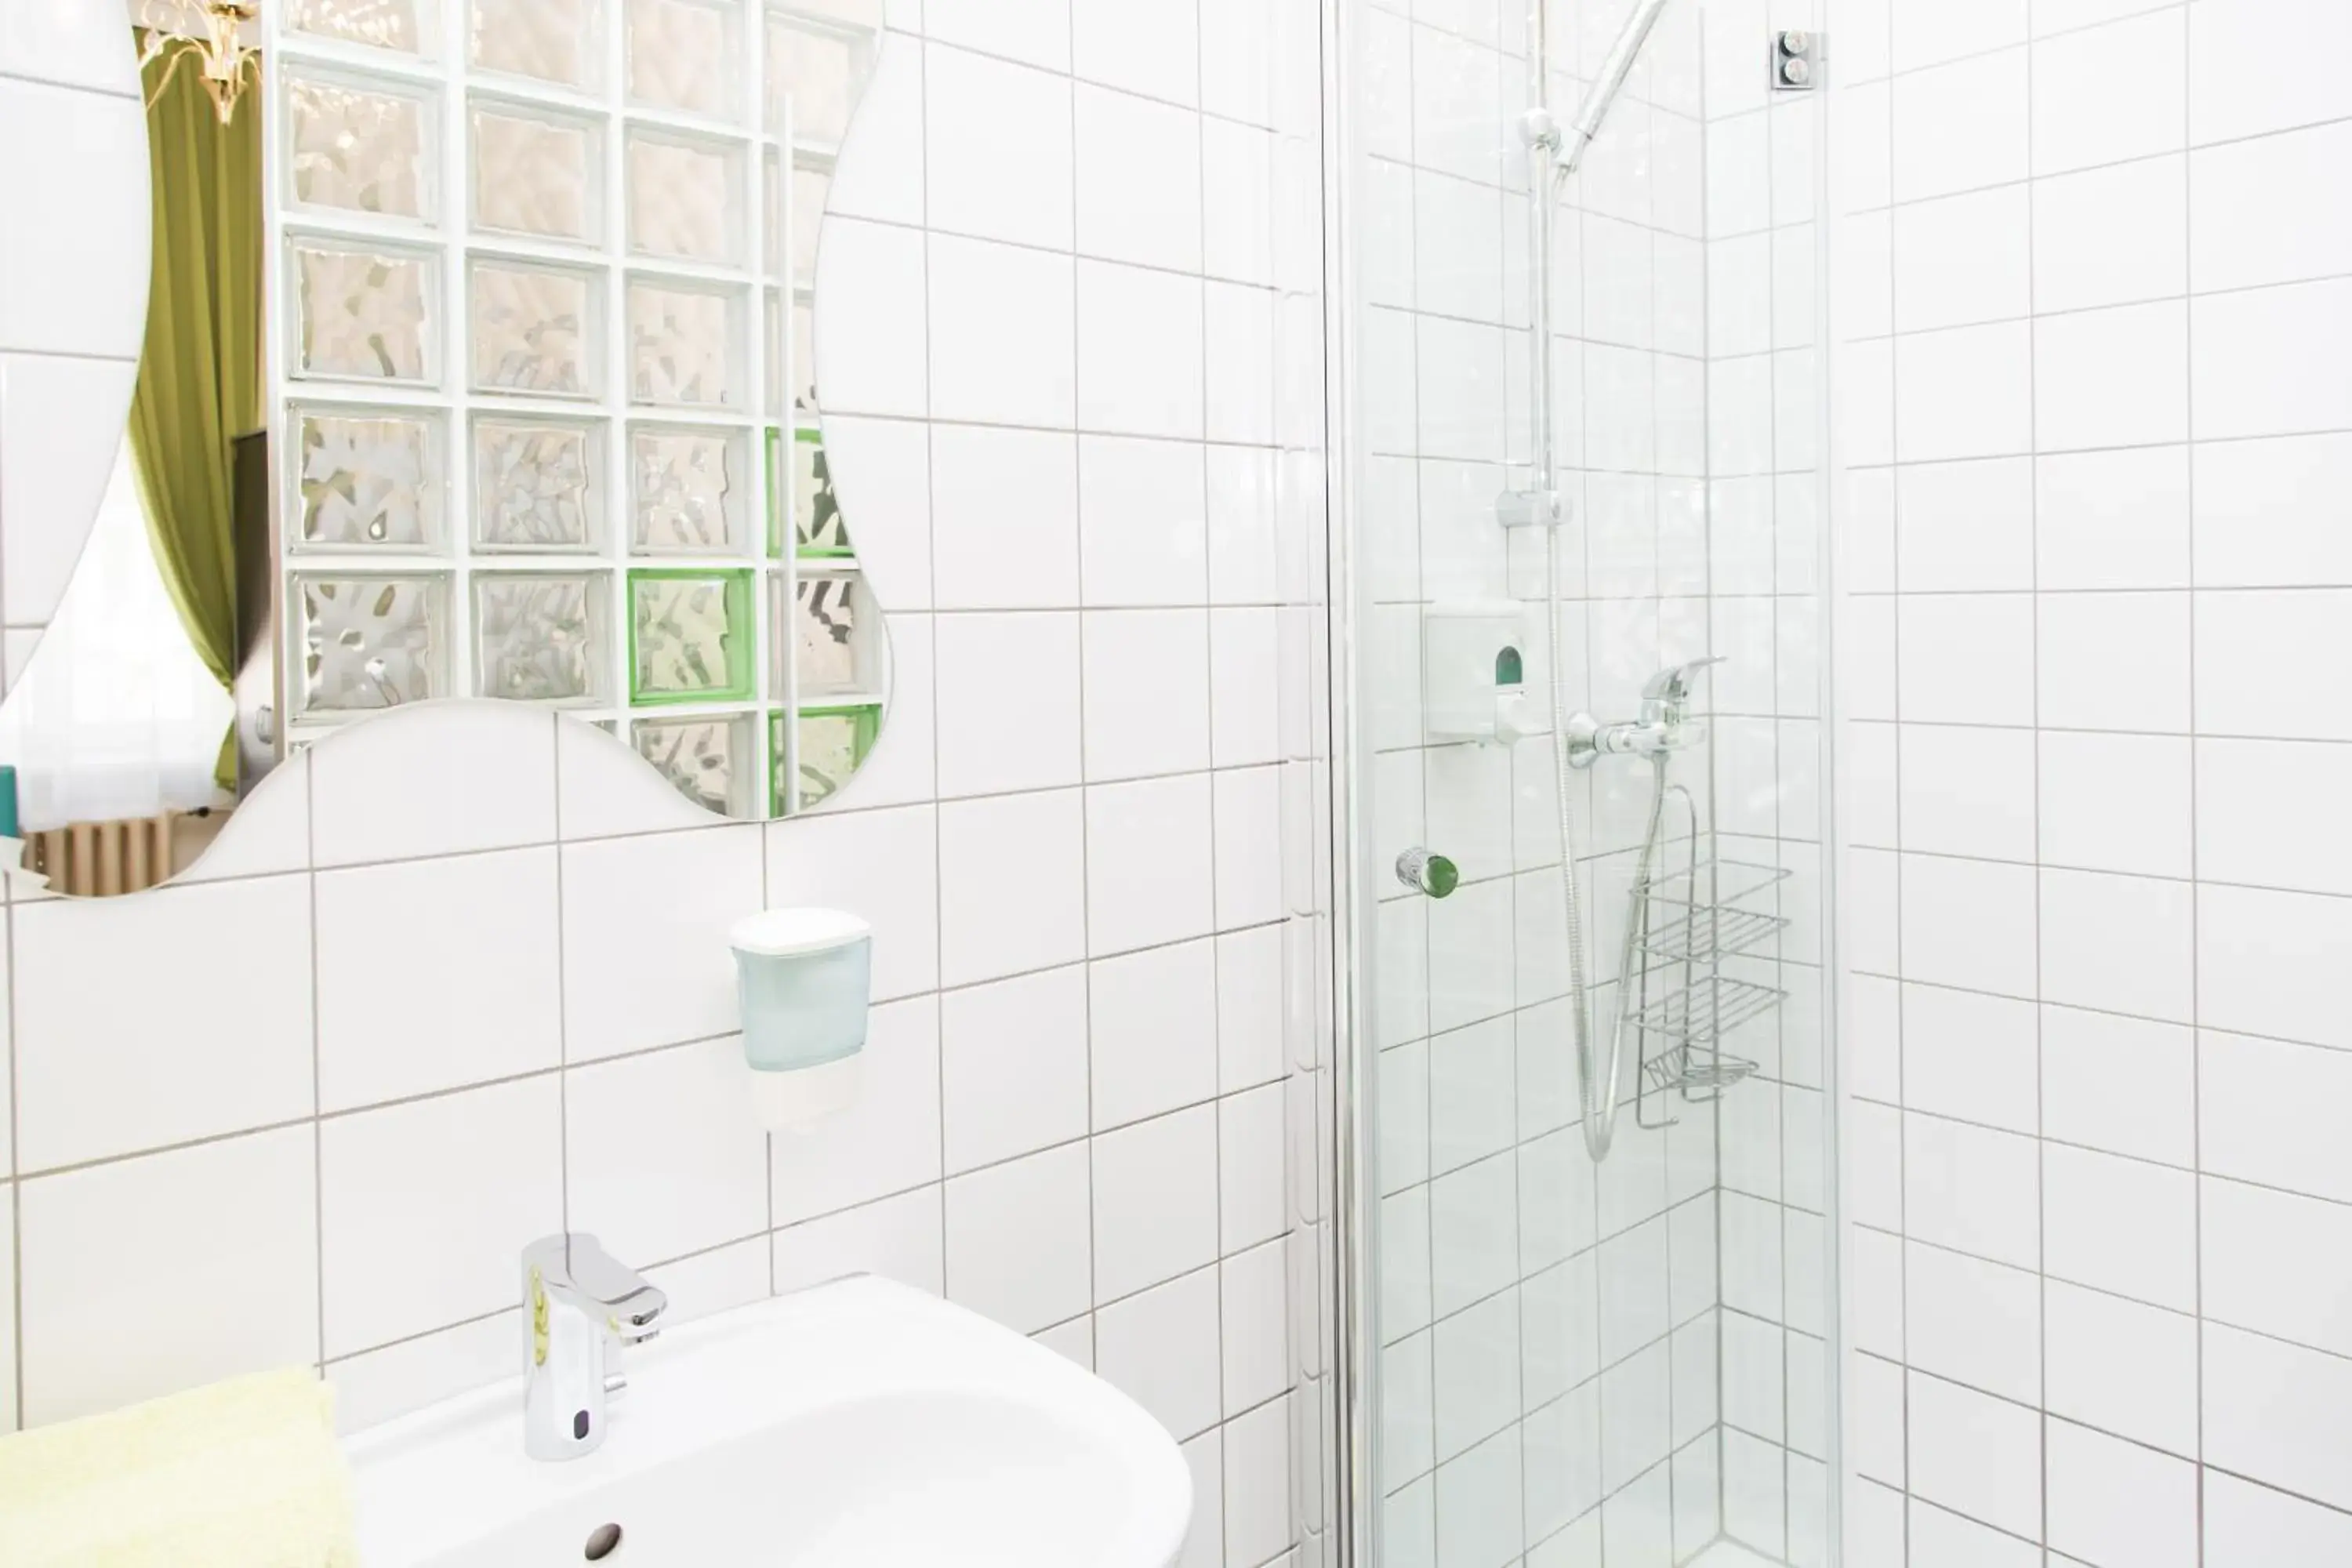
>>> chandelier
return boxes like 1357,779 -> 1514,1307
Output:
136,2 -> 262,126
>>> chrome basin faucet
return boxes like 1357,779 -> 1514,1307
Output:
521,1233 -> 668,1461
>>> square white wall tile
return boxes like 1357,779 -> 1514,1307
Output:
1903,1111 -> 2039,1272
928,234 -> 1077,427
1079,434 -> 1210,608
15,874 -> 314,1172
1094,1104 -> 1221,1302
565,1037 -> 771,1268
2188,0 -> 2352,146
319,1076 -> 563,1358
1091,938 -> 1218,1130
326,1313 -> 516,1436
2031,10 -> 2186,177
1071,0 -> 1199,105
2034,154 -> 2187,314
1076,260 -> 1206,440
1073,84 -> 1202,271
937,789 -> 1087,985
769,996 -> 941,1226
561,825 -> 764,1062
2191,120 -> 2352,294
316,848 -> 563,1111
1891,51 -> 2029,203
0,81 -> 147,359
2044,1142 -> 2197,1312
2045,1277 -> 2198,1457
1086,775 -> 1216,955
922,0 -> 1070,71
1095,1265 -> 1222,1440
0,354 -> 136,627
17,1128 -> 317,1427
924,44 -> 1075,251
931,427 -> 1080,612
933,613 -> 1083,793
1906,1369 -> 2042,1542
1082,610 -> 1211,780
1219,1081 -> 1287,1254
1221,1237 -> 1288,1416
2204,1321 -> 2352,1514
815,217 -> 931,419
943,1141 -> 1091,1333
772,1186 -> 946,1298
941,964 -> 1091,1173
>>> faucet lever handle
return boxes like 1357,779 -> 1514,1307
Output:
1641,655 -> 1725,704
524,1232 -> 669,1327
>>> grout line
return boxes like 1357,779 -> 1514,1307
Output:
2183,9 -> 2209,1553
304,748 -> 328,1381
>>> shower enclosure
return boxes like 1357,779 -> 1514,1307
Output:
1327,1 -> 1838,1563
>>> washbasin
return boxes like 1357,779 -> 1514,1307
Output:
345,1275 -> 1193,1567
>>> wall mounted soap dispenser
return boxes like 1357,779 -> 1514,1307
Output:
1424,601 -> 1541,745
728,908 -> 873,1129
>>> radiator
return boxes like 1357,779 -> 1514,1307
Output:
27,811 -> 180,897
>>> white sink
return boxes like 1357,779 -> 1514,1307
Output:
346,1276 -> 1192,1567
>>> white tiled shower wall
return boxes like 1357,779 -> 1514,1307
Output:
1700,0 -> 1832,1560
1359,0 -> 1831,1562
1833,0 -> 2352,1561
0,5 -> 1327,1566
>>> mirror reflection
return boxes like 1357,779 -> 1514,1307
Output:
0,0 -> 892,898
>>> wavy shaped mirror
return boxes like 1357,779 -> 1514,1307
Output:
0,0 -> 892,896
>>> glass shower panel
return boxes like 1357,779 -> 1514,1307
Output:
1352,2 -> 1834,1565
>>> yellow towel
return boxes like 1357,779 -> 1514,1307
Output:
0,1367 -> 358,1568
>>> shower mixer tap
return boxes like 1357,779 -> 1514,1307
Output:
1564,657 -> 1722,770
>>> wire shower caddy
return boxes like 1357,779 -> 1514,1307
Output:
1626,784 -> 1789,1128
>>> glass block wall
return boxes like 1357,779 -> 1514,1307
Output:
269,0 -> 887,819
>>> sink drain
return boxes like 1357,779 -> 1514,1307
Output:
584,1523 -> 624,1561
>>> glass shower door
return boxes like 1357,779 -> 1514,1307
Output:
1345,0 -> 1836,1563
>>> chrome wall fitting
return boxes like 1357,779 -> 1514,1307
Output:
1396,848 -> 1459,899
1773,29 -> 1822,90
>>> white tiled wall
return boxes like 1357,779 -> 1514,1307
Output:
1834,0 -> 2352,1559
0,5 -> 1323,1565
0,5 -> 151,671
1700,0 -> 1835,1562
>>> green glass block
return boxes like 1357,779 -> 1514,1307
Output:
797,429 -> 850,557
628,568 -> 754,704
783,703 -> 880,815
764,426 -> 847,559
635,713 -> 754,817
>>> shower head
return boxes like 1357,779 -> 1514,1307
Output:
1556,0 -> 1674,176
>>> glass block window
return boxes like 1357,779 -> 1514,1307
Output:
292,407 -> 445,550
285,71 -> 437,222
270,0 -> 887,815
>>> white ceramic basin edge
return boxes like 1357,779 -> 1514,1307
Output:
346,1276 -> 1193,1568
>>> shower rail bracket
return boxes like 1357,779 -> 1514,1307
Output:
1495,487 -> 1569,529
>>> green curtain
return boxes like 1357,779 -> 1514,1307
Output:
126,31 -> 262,792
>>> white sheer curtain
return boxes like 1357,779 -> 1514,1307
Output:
0,438 -> 237,833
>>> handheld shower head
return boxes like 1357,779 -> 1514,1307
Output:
1557,0 -> 1675,176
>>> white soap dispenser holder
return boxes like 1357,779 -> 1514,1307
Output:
728,907 -> 873,1129
1423,601 -> 1540,746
